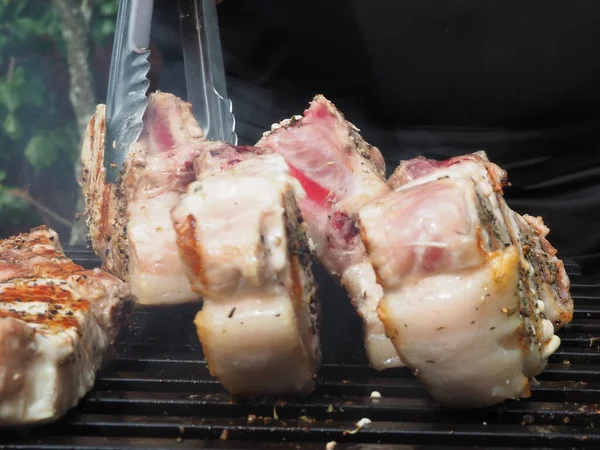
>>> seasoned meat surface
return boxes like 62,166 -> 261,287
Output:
358,152 -> 571,407
0,226 -> 132,425
80,92 -> 205,305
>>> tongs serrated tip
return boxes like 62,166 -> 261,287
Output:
104,0 -> 153,184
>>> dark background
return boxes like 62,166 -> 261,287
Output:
152,0 -> 600,278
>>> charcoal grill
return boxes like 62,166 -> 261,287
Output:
2,249 -> 600,449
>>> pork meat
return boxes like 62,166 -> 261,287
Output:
358,152 -> 571,407
172,142 -> 321,396
257,95 -> 401,370
80,92 -> 206,305
0,226 -> 132,425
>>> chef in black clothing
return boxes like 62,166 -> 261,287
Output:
151,0 -> 600,280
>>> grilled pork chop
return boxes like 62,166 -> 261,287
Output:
257,95 -> 401,370
80,92 -> 205,305
358,152 -> 572,407
172,143 -> 321,396
0,226 -> 132,425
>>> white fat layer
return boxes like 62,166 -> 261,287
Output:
128,190 -> 197,305
379,247 -> 539,408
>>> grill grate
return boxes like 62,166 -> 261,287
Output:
2,249 -> 600,449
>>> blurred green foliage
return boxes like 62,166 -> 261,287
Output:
0,0 -> 118,236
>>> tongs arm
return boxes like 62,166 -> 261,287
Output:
104,0 -> 153,183
178,0 -> 237,144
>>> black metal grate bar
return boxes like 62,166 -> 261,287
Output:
1,251 -> 599,449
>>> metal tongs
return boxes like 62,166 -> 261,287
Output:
104,0 -> 237,183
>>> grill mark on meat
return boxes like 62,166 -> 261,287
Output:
98,113 -> 105,135
0,284 -> 88,331
0,225 -> 134,342
0,225 -> 133,425
79,104 -> 130,280
1,227 -> 85,280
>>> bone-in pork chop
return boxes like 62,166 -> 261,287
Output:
172,142 -> 321,396
79,92 -> 206,305
257,95 -> 401,370
357,152 -> 571,407
0,226 -> 132,425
